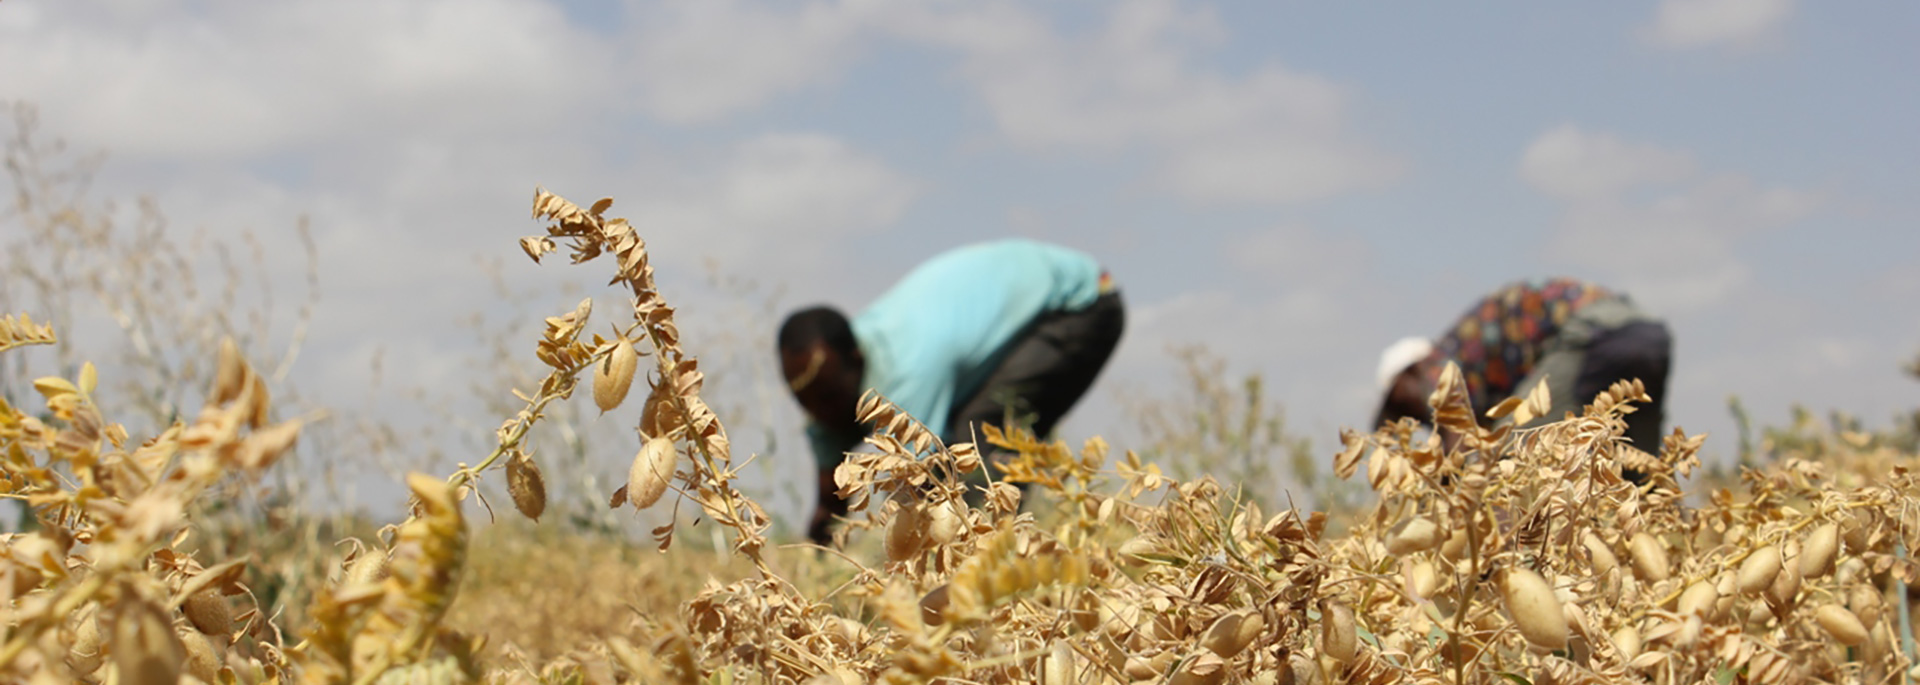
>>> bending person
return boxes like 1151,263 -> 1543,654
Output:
778,239 -> 1125,544
1374,278 -> 1671,474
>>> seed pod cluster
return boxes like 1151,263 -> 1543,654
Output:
1320,603 -> 1357,662
1041,640 -> 1074,685
1201,610 -> 1265,658
1406,560 -> 1440,599
1628,532 -> 1670,582
1799,523 -> 1839,578
182,591 -> 233,637
593,337 -> 639,412
1840,511 -> 1873,553
1611,625 -> 1641,661
506,450 -> 548,522
1383,516 -> 1440,556
627,436 -> 678,510
1499,567 -> 1569,650
886,498 -> 929,563
22,187 -> 1920,685
1677,580 -> 1718,619
1814,604 -> 1868,646
926,500 -> 962,546
1583,533 -> 1619,577
1736,546 -> 1781,595
1848,585 -> 1882,628
1766,553 -> 1802,609
179,628 -> 222,683
346,548 -> 389,587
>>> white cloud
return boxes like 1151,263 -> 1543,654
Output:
0,0 -> 602,159
1641,0 -> 1794,51
1522,125 -> 1697,200
285,131 -> 917,355
13,0 -> 1401,207
1226,224 -> 1372,285
0,0 -> 922,436
627,134 -> 919,259
1525,125 -> 1822,313
716,135 -> 917,237
625,0 -> 880,124
893,0 -> 1401,205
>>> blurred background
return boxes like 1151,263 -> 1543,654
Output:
3,0 -> 1916,530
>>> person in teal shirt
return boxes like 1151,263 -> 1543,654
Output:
778,239 -> 1125,543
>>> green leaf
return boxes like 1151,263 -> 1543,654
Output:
1714,665 -> 1741,685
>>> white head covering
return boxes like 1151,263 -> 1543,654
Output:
1376,337 -> 1435,391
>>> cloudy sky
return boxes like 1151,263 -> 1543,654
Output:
3,0 -> 1916,514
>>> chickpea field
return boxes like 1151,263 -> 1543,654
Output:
3,188 -> 1919,685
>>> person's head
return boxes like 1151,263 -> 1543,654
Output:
1373,337 -> 1436,429
778,306 -> 865,434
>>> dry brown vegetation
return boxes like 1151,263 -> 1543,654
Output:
5,180 -> 1920,685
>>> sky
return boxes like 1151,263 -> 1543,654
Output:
3,0 -> 1917,518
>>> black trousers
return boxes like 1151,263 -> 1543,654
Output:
945,291 -> 1126,456
1572,319 -> 1673,455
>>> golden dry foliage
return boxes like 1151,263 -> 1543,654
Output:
519,188 -> 769,560
0,337 -> 304,683
1315,371 -> 1920,685
0,313 -> 57,353
11,186 -> 1920,685
515,189 -> 1918,685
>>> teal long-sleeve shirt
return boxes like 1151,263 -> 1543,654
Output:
806,239 -> 1105,470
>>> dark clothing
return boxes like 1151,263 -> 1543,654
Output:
1415,280 -> 1673,483
945,291 -> 1126,448
1573,319 -> 1672,451
1425,279 -> 1615,413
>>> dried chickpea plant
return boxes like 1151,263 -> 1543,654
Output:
1319,364 -> 1920,685
0,324 -> 305,683
10,185 -> 1920,685
308,191 -> 1920,685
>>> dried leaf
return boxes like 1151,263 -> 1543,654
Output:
33,376 -> 78,398
519,235 -> 556,262
1486,395 -> 1523,420
1333,429 -> 1367,479
172,559 -> 250,605
1517,375 -> 1553,425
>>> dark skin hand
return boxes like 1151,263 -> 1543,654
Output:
1373,364 -> 1435,430
782,342 -> 865,544
1374,359 -> 1469,453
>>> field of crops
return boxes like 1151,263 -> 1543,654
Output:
4,187 -> 1919,685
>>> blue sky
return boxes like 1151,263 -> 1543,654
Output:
3,0 -> 1916,517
